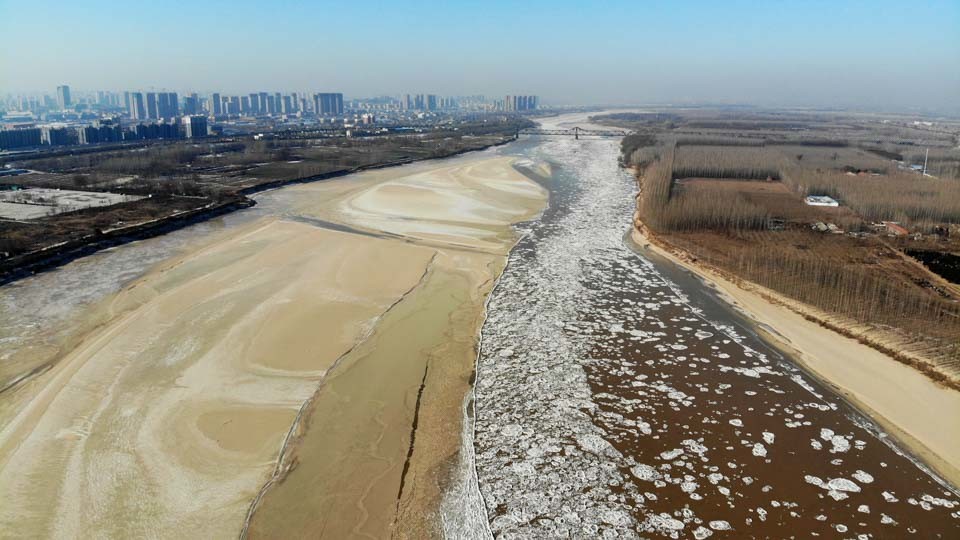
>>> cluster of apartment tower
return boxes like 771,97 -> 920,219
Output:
0,115 -> 209,149
502,95 -> 539,111
52,88 -> 536,118
122,91 -> 345,120
10,86 -> 539,120
1,85 -> 541,150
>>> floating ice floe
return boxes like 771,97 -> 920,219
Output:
692,525 -> 713,539
827,478 -> 861,492
631,464 -> 660,482
660,448 -> 684,460
708,520 -> 732,531
852,470 -> 874,484
466,131 -> 957,538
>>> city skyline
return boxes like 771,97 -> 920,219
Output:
2,85 -> 536,115
0,82 -> 543,151
2,0 -> 958,113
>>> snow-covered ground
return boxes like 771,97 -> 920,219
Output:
0,187 -> 143,220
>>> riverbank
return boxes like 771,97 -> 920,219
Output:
243,156 -> 548,538
0,153 -> 547,538
0,134 -> 518,287
629,217 -> 960,489
452,128 -> 959,538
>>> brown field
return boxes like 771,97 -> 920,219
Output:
783,167 -> 960,228
0,123 -> 525,266
774,144 -> 891,171
675,178 -> 861,223
615,108 -> 960,380
659,226 -> 960,378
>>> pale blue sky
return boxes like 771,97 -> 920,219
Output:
1,0 -> 958,111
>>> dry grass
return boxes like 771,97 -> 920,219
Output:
632,136 -> 960,374
667,230 -> 960,371
653,143 -> 960,231
775,145 -> 891,171
784,167 -> 960,228
640,148 -> 770,232
673,146 -> 780,180
905,147 -> 960,179
677,179 -> 861,225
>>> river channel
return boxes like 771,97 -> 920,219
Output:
0,112 -> 956,538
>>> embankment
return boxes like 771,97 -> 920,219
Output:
630,204 -> 960,488
0,135 -> 517,287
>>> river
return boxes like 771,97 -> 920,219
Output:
0,112 -> 957,538
458,113 -> 959,538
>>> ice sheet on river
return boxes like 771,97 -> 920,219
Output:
467,136 -> 958,538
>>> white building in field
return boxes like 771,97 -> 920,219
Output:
805,195 -> 839,207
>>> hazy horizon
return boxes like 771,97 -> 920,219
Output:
2,0 -> 958,113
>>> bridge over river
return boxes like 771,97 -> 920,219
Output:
518,126 -> 631,139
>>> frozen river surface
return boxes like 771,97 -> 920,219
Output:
470,128 -> 959,538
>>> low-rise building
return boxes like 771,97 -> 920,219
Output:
804,195 -> 839,207
882,221 -> 909,236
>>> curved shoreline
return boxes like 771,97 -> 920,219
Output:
0,152 -> 548,538
238,254 -> 438,540
0,136 -> 517,288
229,157 -> 549,538
628,222 -> 960,489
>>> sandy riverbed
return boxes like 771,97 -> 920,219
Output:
0,156 -> 547,538
630,225 -> 960,488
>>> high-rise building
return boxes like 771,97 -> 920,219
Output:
134,121 -> 180,140
0,127 -> 43,149
77,119 -> 123,145
503,95 -> 538,112
41,126 -> 76,146
56,85 -> 72,110
145,92 -> 159,120
313,93 -> 344,116
259,92 -> 268,114
182,115 -> 208,138
211,92 -> 222,116
129,92 -> 146,120
241,95 -> 251,114
281,95 -> 293,114
425,94 -> 438,111
182,94 -> 200,115
157,92 -> 177,119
